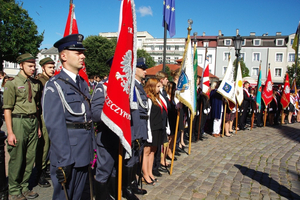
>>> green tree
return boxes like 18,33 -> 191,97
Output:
83,35 -> 116,77
0,0 -> 44,70
287,58 -> 300,86
233,58 -> 249,79
137,49 -> 155,68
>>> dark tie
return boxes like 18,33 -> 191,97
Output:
27,79 -> 32,103
76,76 -> 80,89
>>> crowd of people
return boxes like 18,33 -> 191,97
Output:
2,33 -> 300,200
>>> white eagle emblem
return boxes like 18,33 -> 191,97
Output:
284,85 -> 290,94
266,81 -> 273,92
116,50 -> 132,94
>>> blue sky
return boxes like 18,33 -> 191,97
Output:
20,0 -> 300,49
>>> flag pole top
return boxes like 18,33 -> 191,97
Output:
188,19 -> 193,30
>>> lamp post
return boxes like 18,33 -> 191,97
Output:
233,34 -> 243,71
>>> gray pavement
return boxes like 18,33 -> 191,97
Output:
3,122 -> 300,199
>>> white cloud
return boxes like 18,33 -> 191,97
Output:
137,6 -> 153,17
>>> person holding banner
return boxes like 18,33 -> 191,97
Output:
268,89 -> 278,126
210,82 -> 223,137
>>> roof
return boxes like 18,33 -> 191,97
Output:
146,63 -> 218,79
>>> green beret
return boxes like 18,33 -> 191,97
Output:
16,53 -> 35,64
39,57 -> 55,66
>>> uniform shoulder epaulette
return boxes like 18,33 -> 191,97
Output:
49,76 -> 57,82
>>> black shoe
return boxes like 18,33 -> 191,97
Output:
152,170 -> 162,177
166,155 -> 177,161
131,181 -> 147,195
122,186 -> 139,200
38,170 -> 51,188
158,166 -> 168,173
176,147 -> 185,153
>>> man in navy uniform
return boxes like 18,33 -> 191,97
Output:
91,58 -> 148,200
42,34 -> 94,200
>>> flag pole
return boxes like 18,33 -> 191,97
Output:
69,1 -> 74,35
170,109 -> 180,175
235,103 -> 238,134
263,106 -> 267,127
163,22 -> 167,72
251,60 -> 262,130
118,141 -> 123,200
188,114 -> 193,155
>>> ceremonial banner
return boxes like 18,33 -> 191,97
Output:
163,0 -> 176,37
262,69 -> 273,106
281,73 -> 290,109
176,39 -> 196,116
101,0 -> 137,156
217,59 -> 236,109
193,48 -> 198,107
55,2 -> 89,85
200,53 -> 210,97
256,66 -> 262,111
292,78 -> 299,109
292,21 -> 300,52
235,62 -> 243,106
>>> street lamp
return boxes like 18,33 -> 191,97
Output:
234,34 -> 243,58
193,32 -> 198,45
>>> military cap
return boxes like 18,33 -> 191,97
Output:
16,53 -> 35,64
39,57 -> 55,66
54,34 -> 85,52
136,57 -> 147,70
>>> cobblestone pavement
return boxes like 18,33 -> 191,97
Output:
4,123 -> 300,199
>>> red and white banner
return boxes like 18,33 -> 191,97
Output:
262,69 -> 273,106
55,3 -> 89,86
101,0 -> 136,156
281,73 -> 290,109
201,54 -> 210,97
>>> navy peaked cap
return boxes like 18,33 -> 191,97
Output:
54,34 -> 85,52
136,57 -> 147,70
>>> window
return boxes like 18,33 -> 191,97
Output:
151,46 -> 154,50
276,39 -> 284,46
224,39 -> 231,46
14,63 -> 18,68
158,57 -> 162,63
239,53 -> 245,61
275,68 -> 282,77
203,42 -> 209,47
54,55 -> 57,61
253,39 -> 261,46
159,46 -> 163,50
166,57 -> 170,63
166,46 -> 171,50
242,39 -> 246,46
288,53 -> 295,62
253,53 -> 260,61
208,55 -> 212,64
175,46 -> 179,50
174,57 -> 179,61
276,53 -> 283,62
291,39 -> 294,45
198,54 -> 203,64
44,55 -> 47,58
252,67 -> 259,76
223,66 -> 227,74
224,52 -> 230,61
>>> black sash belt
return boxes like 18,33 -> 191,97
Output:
140,115 -> 148,120
66,122 -> 92,130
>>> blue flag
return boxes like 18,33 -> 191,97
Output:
163,0 -> 176,38
256,68 -> 262,111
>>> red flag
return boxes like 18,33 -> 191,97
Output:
55,3 -> 89,86
262,68 -> 273,106
201,55 -> 210,97
101,0 -> 136,156
63,4 -> 79,37
281,73 -> 290,109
